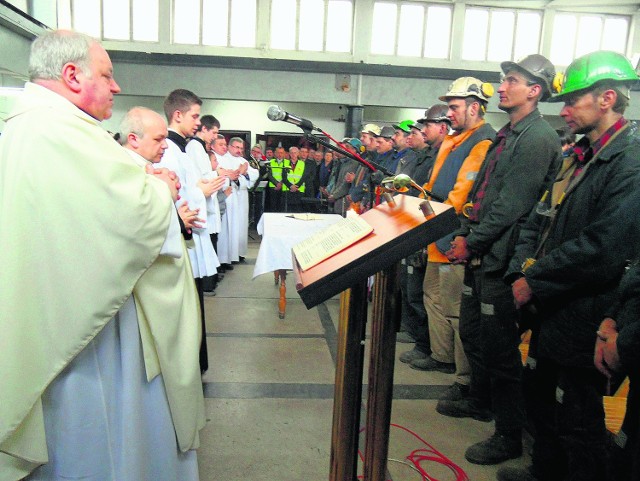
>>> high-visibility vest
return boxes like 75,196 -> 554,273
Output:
283,160 -> 306,192
268,158 -> 285,187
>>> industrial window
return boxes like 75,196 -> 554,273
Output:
370,2 -> 452,59
57,0 -> 159,42
176,0 -> 257,47
550,13 -> 628,66
299,0 -> 325,51
461,7 -> 541,62
56,0 -> 257,47
270,0 -> 353,53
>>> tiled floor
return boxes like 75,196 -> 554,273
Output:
198,234 -> 531,480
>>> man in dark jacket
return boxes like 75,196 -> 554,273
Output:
407,120 -> 436,188
442,54 -> 562,465
499,51 -> 640,481
595,245 -> 640,481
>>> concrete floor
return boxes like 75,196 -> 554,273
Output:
198,234 -> 531,481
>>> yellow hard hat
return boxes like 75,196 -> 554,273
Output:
439,77 -> 494,102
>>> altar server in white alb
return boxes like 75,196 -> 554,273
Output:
187,114 -> 226,294
187,114 -> 220,175
157,88 -> 220,373
0,30 -> 204,481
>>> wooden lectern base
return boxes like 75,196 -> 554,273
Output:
292,195 -> 459,481
329,265 -> 400,481
273,270 -> 287,318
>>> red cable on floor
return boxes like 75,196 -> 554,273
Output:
355,423 -> 469,481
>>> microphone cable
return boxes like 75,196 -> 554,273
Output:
356,423 -> 469,481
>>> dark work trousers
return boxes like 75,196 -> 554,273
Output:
285,191 -> 303,213
609,372 -> 639,481
203,233 -> 219,292
265,188 -> 283,212
250,189 -> 265,225
525,357 -> 609,481
399,258 -> 430,354
459,267 -> 524,436
194,277 -> 208,373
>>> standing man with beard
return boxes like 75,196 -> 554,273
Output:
403,91 -> 494,384
223,137 -> 258,262
416,98 -> 491,407
443,56 -> 562,466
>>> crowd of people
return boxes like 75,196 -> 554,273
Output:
255,51 -> 640,481
1,27 -> 640,481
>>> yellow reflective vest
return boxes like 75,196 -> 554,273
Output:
283,159 -> 306,193
268,158 -> 286,187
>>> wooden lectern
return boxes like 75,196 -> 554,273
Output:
293,195 -> 459,481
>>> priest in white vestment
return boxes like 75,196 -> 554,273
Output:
0,31 -> 204,481
217,137 -> 258,264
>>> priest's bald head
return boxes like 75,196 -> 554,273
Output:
29,30 -> 121,121
119,107 -> 169,163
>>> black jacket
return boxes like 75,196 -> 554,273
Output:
607,259 -> 640,372
457,109 -> 562,273
508,121 -> 640,366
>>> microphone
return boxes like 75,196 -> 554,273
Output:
381,174 -> 444,202
267,105 -> 315,131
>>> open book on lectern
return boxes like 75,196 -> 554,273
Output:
292,215 -> 374,272
293,195 -> 459,310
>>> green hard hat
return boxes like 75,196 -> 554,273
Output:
550,50 -> 639,103
392,119 -> 415,133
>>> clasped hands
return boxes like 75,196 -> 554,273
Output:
197,176 -> 227,197
445,236 -> 471,265
145,164 -> 181,202
442,232 -> 623,379
143,165 -> 205,231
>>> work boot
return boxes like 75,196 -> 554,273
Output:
465,433 -> 522,465
410,356 -> 455,374
399,348 -> 428,364
496,466 -> 539,481
436,398 -> 492,422
439,382 -> 469,401
396,331 -> 416,343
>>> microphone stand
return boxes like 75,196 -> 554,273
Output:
302,128 -> 393,176
301,127 -> 444,202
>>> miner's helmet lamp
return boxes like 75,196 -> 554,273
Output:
549,50 -> 639,103
501,54 -> 558,101
439,77 -> 495,103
